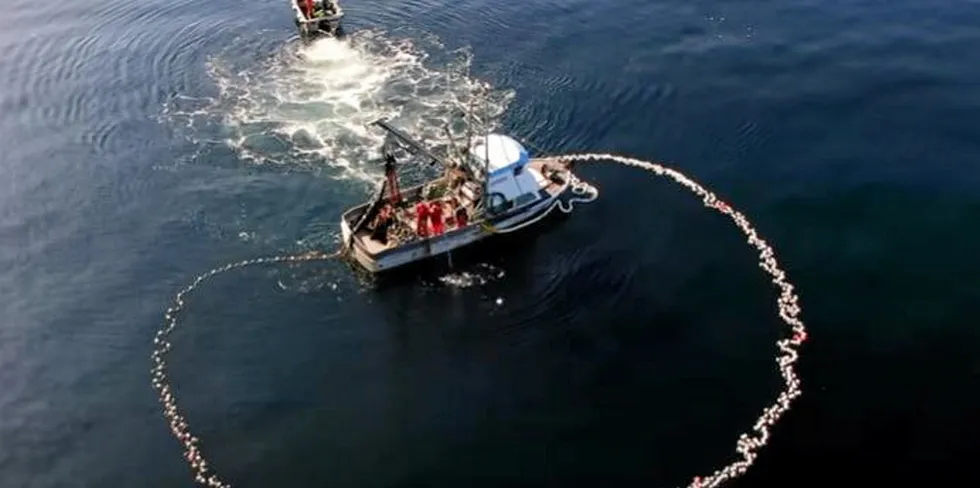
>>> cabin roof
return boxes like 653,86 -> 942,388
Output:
471,134 -> 529,176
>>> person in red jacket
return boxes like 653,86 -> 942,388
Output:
428,200 -> 445,236
415,200 -> 429,238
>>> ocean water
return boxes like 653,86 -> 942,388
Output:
1,0 -> 978,486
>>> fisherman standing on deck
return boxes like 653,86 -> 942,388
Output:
312,0 -> 338,17
370,203 -> 394,245
415,200 -> 430,238
428,201 -> 445,235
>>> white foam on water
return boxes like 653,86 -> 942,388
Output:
166,28 -> 514,186
437,263 -> 507,288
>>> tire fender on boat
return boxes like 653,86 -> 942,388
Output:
487,192 -> 508,215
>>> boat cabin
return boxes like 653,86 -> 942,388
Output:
338,120 -> 580,272
465,134 -> 549,215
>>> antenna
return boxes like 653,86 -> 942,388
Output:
463,58 -> 476,163
445,64 -> 466,166
465,98 -> 474,161
444,125 -> 461,166
482,85 -> 491,207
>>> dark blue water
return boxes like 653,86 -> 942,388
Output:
2,0 -> 979,486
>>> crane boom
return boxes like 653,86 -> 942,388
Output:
371,119 -> 446,167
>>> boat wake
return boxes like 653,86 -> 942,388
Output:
163,28 -> 514,185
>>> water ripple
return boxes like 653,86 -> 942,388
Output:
487,244 -> 637,352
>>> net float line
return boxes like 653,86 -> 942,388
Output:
151,154 -> 806,488
152,250 -> 341,488
551,153 -> 807,488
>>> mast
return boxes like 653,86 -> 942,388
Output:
444,126 -> 462,166
466,99 -> 475,156
464,63 -> 475,164
481,89 -> 490,206
443,68 -> 464,167
383,150 -> 401,205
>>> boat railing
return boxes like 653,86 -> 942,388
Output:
291,0 -> 344,23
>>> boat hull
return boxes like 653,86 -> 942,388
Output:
291,1 -> 344,43
296,18 -> 344,42
341,190 -> 564,273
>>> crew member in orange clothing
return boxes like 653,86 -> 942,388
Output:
414,200 -> 430,237
428,200 -> 445,235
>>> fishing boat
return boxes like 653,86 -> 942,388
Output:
339,119 -> 597,273
291,0 -> 344,42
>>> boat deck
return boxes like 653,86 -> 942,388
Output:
528,158 -> 572,197
353,158 -> 573,256
357,231 -> 394,255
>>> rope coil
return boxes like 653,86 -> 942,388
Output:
151,154 -> 806,488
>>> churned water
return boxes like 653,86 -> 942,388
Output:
1,0 -> 978,486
